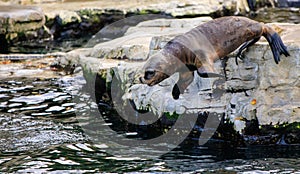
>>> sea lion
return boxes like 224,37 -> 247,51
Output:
140,16 -> 290,99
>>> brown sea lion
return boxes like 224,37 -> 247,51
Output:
140,16 -> 290,99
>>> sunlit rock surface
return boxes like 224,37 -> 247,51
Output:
0,0 -> 233,53
59,17 -> 300,132
0,5 -> 45,34
89,17 -> 212,61
0,5 -> 46,51
124,72 -> 226,116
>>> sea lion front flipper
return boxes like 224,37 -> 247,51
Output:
197,66 -> 225,78
172,71 -> 194,99
172,84 -> 180,100
197,72 -> 225,78
235,37 -> 261,65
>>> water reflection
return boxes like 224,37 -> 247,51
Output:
254,7 -> 300,24
0,74 -> 299,173
1,142 -> 299,173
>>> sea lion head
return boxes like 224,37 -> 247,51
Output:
140,51 -> 179,86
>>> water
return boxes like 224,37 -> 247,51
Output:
9,37 -> 90,54
0,75 -> 299,173
1,145 -> 300,173
253,7 -> 300,24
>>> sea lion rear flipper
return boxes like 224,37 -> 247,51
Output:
236,37 -> 261,65
263,27 -> 290,64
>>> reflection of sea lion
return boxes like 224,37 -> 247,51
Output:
140,16 -> 290,99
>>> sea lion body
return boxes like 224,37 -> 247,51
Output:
141,16 -> 289,99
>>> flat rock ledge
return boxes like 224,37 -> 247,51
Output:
0,5 -> 44,34
0,5 -> 45,52
57,17 -> 300,135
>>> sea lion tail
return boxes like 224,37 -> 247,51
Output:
263,26 -> 290,64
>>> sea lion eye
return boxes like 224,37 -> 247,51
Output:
144,70 -> 156,80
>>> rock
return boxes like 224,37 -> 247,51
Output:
231,36 -> 300,125
55,10 -> 82,27
0,0 -> 64,5
165,2 -> 222,17
125,71 -> 226,116
1,1 -> 234,53
144,18 -> 210,56
57,17 -> 300,133
89,34 -> 152,61
0,5 -> 46,52
0,5 -> 45,34
125,16 -> 212,36
130,1 -> 224,17
15,25 -> 52,42
45,10 -> 83,39
87,17 -> 212,61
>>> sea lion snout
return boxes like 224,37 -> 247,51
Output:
140,70 -> 169,86
139,69 -> 156,85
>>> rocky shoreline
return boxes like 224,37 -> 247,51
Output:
0,0 -> 233,53
53,16 -> 300,141
3,0 -> 284,53
0,1 -> 299,145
